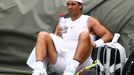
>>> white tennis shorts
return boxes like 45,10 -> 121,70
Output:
27,33 -> 94,74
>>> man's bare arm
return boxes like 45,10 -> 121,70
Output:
87,16 -> 113,47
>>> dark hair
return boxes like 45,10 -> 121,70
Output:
77,2 -> 82,5
77,2 -> 83,11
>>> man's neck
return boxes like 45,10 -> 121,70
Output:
70,13 -> 82,21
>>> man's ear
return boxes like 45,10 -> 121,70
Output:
79,5 -> 82,9
79,4 -> 83,10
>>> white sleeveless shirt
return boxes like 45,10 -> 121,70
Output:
62,15 -> 89,41
59,15 -> 90,54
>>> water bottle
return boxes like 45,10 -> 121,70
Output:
59,14 -> 67,33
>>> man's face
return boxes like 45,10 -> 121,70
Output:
66,1 -> 82,16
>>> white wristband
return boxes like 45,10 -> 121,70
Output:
94,39 -> 104,47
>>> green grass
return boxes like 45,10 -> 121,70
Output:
0,73 -> 30,75
0,74 -> 20,75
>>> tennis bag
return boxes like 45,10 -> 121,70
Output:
122,51 -> 134,75
97,33 -> 126,75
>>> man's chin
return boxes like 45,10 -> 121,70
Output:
68,13 -> 75,16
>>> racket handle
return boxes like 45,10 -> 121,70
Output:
112,33 -> 120,42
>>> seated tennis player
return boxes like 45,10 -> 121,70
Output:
27,0 -> 113,75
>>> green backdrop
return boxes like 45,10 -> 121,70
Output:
0,0 -> 134,74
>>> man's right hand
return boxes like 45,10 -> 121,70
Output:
54,25 -> 63,37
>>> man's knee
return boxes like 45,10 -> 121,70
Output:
38,31 -> 49,39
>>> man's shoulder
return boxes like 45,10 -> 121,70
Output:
79,14 -> 90,21
82,14 -> 90,17
87,16 -> 97,22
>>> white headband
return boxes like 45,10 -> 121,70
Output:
66,0 -> 83,3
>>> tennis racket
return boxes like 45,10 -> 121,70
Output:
76,60 -> 97,75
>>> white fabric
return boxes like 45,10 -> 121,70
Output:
63,65 -> 76,75
94,39 -> 104,47
97,42 -> 126,75
111,33 -> 120,43
104,40 -> 126,74
97,60 -> 104,71
27,34 -> 95,74
62,15 -> 89,40
69,60 -> 80,71
32,61 -> 47,75
27,15 -> 95,74
27,47 -> 36,69
97,33 -> 126,75
105,33 -> 126,63
66,0 -> 83,3
90,34 -> 97,41
110,63 -> 121,73
105,42 -> 126,63
32,69 -> 47,75
35,61 -> 46,70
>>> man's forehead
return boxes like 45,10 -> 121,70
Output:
67,0 -> 75,1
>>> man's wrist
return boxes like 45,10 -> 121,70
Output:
94,39 -> 104,47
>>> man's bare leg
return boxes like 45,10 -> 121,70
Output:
63,31 -> 92,75
36,32 -> 58,64
74,31 -> 92,64
33,32 -> 58,75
